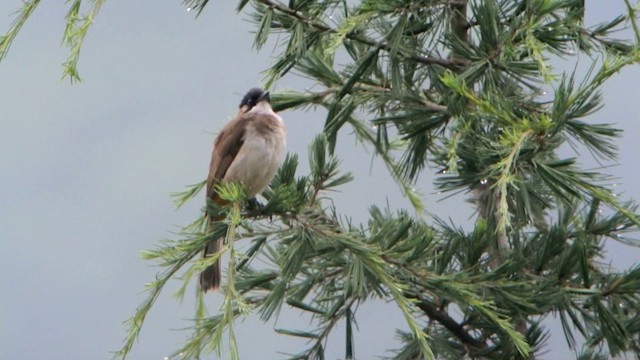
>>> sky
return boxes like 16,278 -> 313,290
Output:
0,1 -> 639,360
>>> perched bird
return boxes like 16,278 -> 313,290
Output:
200,88 -> 287,292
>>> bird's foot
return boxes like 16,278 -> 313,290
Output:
246,197 -> 265,213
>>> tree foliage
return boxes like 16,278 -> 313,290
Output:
4,1 -> 640,359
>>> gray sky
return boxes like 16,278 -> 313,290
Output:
1,1 -> 639,359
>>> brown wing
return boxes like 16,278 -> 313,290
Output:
201,111 -> 255,292
206,114 -> 251,203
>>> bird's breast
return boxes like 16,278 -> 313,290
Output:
223,116 -> 286,196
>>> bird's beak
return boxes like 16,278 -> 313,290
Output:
258,91 -> 270,103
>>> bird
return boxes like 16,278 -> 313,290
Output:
199,87 -> 287,292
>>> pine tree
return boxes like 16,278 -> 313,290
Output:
5,1 -> 640,359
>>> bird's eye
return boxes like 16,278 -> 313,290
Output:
247,100 -> 254,107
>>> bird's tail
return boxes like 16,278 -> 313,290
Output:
200,196 -> 229,292
199,235 -> 222,292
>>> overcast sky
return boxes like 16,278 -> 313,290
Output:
1,1 -> 639,360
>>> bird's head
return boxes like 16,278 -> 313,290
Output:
239,88 -> 270,112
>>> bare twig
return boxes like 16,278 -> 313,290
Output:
407,293 -> 486,350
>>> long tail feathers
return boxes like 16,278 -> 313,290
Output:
199,236 -> 222,292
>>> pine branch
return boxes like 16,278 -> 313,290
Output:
0,0 -> 42,63
254,0 -> 465,69
102,1 -> 640,358
61,0 -> 106,81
